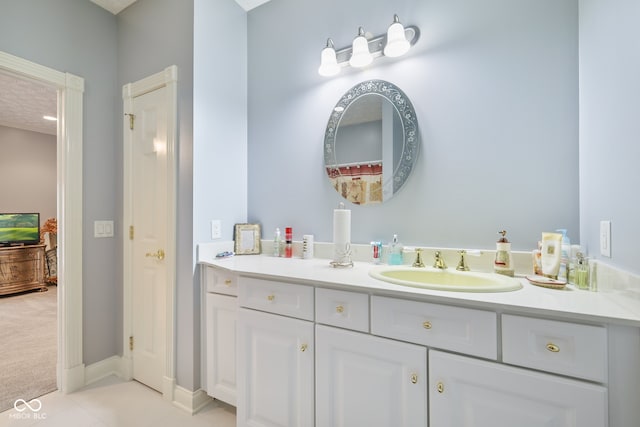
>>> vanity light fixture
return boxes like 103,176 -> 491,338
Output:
318,14 -> 419,77
349,27 -> 373,68
318,39 -> 341,77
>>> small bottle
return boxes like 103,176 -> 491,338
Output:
285,227 -> 293,258
494,230 -> 514,277
556,229 -> 571,282
371,241 -> 382,264
388,234 -> 403,265
574,252 -> 590,290
273,228 -> 282,257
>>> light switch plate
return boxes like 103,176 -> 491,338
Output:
95,220 -> 115,238
211,220 -> 222,239
600,220 -> 611,257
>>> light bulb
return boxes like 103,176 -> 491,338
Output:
384,15 -> 410,58
318,39 -> 340,77
349,27 -> 373,68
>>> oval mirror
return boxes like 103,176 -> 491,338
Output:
324,80 -> 419,205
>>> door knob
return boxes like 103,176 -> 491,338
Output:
145,249 -> 165,261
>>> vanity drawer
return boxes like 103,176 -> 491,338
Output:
502,314 -> 607,382
315,288 -> 369,333
203,266 -> 238,296
238,276 -> 314,321
371,296 -> 497,359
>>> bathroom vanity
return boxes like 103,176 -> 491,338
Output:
200,252 -> 640,427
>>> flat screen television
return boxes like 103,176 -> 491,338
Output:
0,213 -> 40,246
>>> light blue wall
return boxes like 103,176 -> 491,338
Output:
194,0 -> 248,244
0,1 -> 120,365
579,0 -> 640,275
117,0 -> 197,389
247,0 -> 579,251
193,0 -> 248,388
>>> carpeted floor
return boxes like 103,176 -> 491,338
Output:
0,285 -> 57,412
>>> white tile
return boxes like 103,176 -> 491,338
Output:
0,377 -> 236,427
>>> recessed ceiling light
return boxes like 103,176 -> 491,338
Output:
43,115 -> 58,121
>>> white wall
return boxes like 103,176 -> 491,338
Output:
247,0 -> 579,251
579,0 -> 640,275
0,126 -> 56,222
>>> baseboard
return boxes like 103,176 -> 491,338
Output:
61,363 -> 86,393
172,385 -> 213,414
84,355 -> 126,385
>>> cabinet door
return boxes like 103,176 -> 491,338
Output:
429,350 -> 608,427
205,293 -> 237,405
316,325 -> 427,427
237,308 -> 314,427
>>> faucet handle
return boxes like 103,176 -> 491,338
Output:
456,250 -> 470,271
413,248 -> 425,268
433,251 -> 447,269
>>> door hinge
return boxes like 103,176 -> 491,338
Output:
125,113 -> 135,130
129,336 -> 134,351
129,225 -> 134,240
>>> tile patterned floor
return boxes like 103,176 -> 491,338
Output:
0,376 -> 236,427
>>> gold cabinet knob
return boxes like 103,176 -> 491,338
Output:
267,294 -> 275,301
224,279 -> 232,286
437,382 -> 444,393
336,305 -> 345,313
546,343 -> 560,353
422,321 -> 432,330
410,373 -> 418,384
145,249 -> 165,261
300,344 -> 308,352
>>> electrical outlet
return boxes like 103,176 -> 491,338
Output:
600,220 -> 611,257
211,220 -> 222,239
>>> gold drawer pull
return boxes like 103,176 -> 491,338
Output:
267,294 -> 275,301
546,343 -> 560,353
423,321 -> 432,330
437,382 -> 444,393
336,305 -> 345,313
410,373 -> 418,384
224,279 -> 232,286
300,344 -> 308,352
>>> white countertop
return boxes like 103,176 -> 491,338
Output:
199,251 -> 640,328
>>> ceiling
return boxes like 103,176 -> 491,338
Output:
0,0 -> 270,137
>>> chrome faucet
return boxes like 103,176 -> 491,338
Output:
413,248 -> 425,268
433,251 -> 447,269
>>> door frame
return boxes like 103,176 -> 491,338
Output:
0,51 -> 85,393
122,65 -> 178,400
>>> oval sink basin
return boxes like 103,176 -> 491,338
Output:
369,266 -> 522,292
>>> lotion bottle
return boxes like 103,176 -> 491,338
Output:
273,228 -> 282,257
494,230 -> 514,277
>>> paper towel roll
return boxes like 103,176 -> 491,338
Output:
333,207 -> 351,262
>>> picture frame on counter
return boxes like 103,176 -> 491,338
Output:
234,223 -> 261,255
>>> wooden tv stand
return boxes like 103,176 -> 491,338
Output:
0,244 -> 47,296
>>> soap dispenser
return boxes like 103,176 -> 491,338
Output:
388,234 -> 404,265
494,230 -> 514,277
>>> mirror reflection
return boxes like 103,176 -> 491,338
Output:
324,80 -> 419,205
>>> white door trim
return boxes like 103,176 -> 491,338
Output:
0,51 -> 85,393
122,65 -> 178,400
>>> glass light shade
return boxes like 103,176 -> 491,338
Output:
384,19 -> 410,57
318,46 -> 340,76
349,29 -> 373,68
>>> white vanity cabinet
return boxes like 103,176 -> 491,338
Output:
237,277 -> 315,427
203,266 -> 238,406
315,324 -> 427,427
429,349 -> 608,427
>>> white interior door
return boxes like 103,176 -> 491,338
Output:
130,86 -> 168,392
